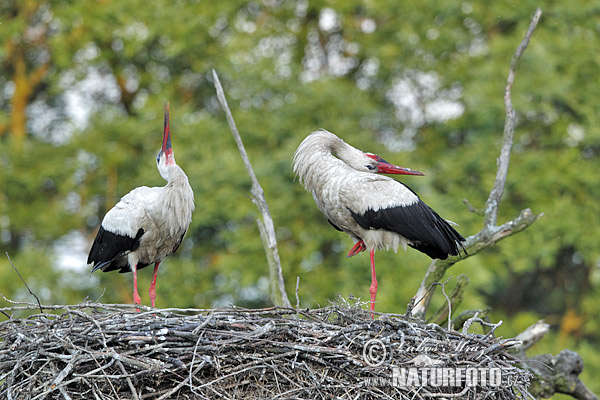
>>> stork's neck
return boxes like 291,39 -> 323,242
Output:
163,165 -> 194,205
165,164 -> 188,185
158,164 -> 195,235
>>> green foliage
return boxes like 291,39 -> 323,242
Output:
1,0 -> 599,394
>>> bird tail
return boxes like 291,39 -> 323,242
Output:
91,259 -> 114,273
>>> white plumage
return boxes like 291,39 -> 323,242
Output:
293,130 -> 464,312
88,104 -> 194,307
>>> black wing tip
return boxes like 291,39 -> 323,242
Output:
90,258 -> 121,273
90,261 -> 107,273
410,238 -> 466,260
430,224 -> 467,260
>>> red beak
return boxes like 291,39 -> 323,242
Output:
365,153 -> 424,176
162,102 -> 173,157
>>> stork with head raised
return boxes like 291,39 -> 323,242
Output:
293,130 -> 465,313
87,103 -> 194,308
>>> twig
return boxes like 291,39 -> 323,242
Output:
461,311 -> 480,334
405,280 -> 438,317
452,309 -> 491,331
428,274 -> 469,326
295,276 -> 300,325
432,277 -> 453,330
411,9 -> 543,318
5,252 -> 43,313
462,312 -> 503,337
185,311 -> 215,398
113,356 -> 139,400
463,198 -> 484,216
212,69 -> 291,308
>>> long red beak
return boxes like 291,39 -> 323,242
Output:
162,102 -> 173,157
365,153 -> 424,176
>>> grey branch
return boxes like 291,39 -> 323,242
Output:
428,274 -> 469,327
484,8 -> 543,231
527,350 -> 598,400
411,8 -> 543,318
509,320 -> 598,400
212,69 -> 292,308
509,319 -> 550,359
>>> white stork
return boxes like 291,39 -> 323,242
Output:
293,130 -> 465,312
87,103 -> 194,308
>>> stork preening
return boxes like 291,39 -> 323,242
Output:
293,130 -> 465,313
87,103 -> 194,308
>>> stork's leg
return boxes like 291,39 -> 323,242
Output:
347,240 -> 366,258
149,262 -> 160,308
132,264 -> 142,306
368,249 -> 378,316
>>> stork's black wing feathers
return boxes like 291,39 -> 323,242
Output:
88,226 -> 145,273
350,199 -> 465,260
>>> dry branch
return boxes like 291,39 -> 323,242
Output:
484,8 -> 543,231
212,69 -> 292,308
410,8 -> 543,318
527,350 -> 598,400
0,301 -> 532,399
507,321 -> 599,400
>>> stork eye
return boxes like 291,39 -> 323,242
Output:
156,151 -> 161,163
366,164 -> 377,171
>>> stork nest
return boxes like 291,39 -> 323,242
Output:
0,300 -> 531,399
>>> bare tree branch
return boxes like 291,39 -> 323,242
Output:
511,321 -> 599,400
212,69 -> 292,308
484,8 -> 543,231
528,350 -> 598,400
411,8 -> 543,318
509,320 -> 550,359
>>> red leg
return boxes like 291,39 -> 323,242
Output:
347,240 -> 366,258
368,249 -> 378,317
149,262 -> 160,308
132,264 -> 142,308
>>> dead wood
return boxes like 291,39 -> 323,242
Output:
0,300 -> 532,399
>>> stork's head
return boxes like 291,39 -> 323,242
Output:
363,152 -> 424,176
157,102 -> 175,180
321,129 -> 424,176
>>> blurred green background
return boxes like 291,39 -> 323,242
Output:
1,0 -> 599,395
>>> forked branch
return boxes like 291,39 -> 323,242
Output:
410,8 -> 543,318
